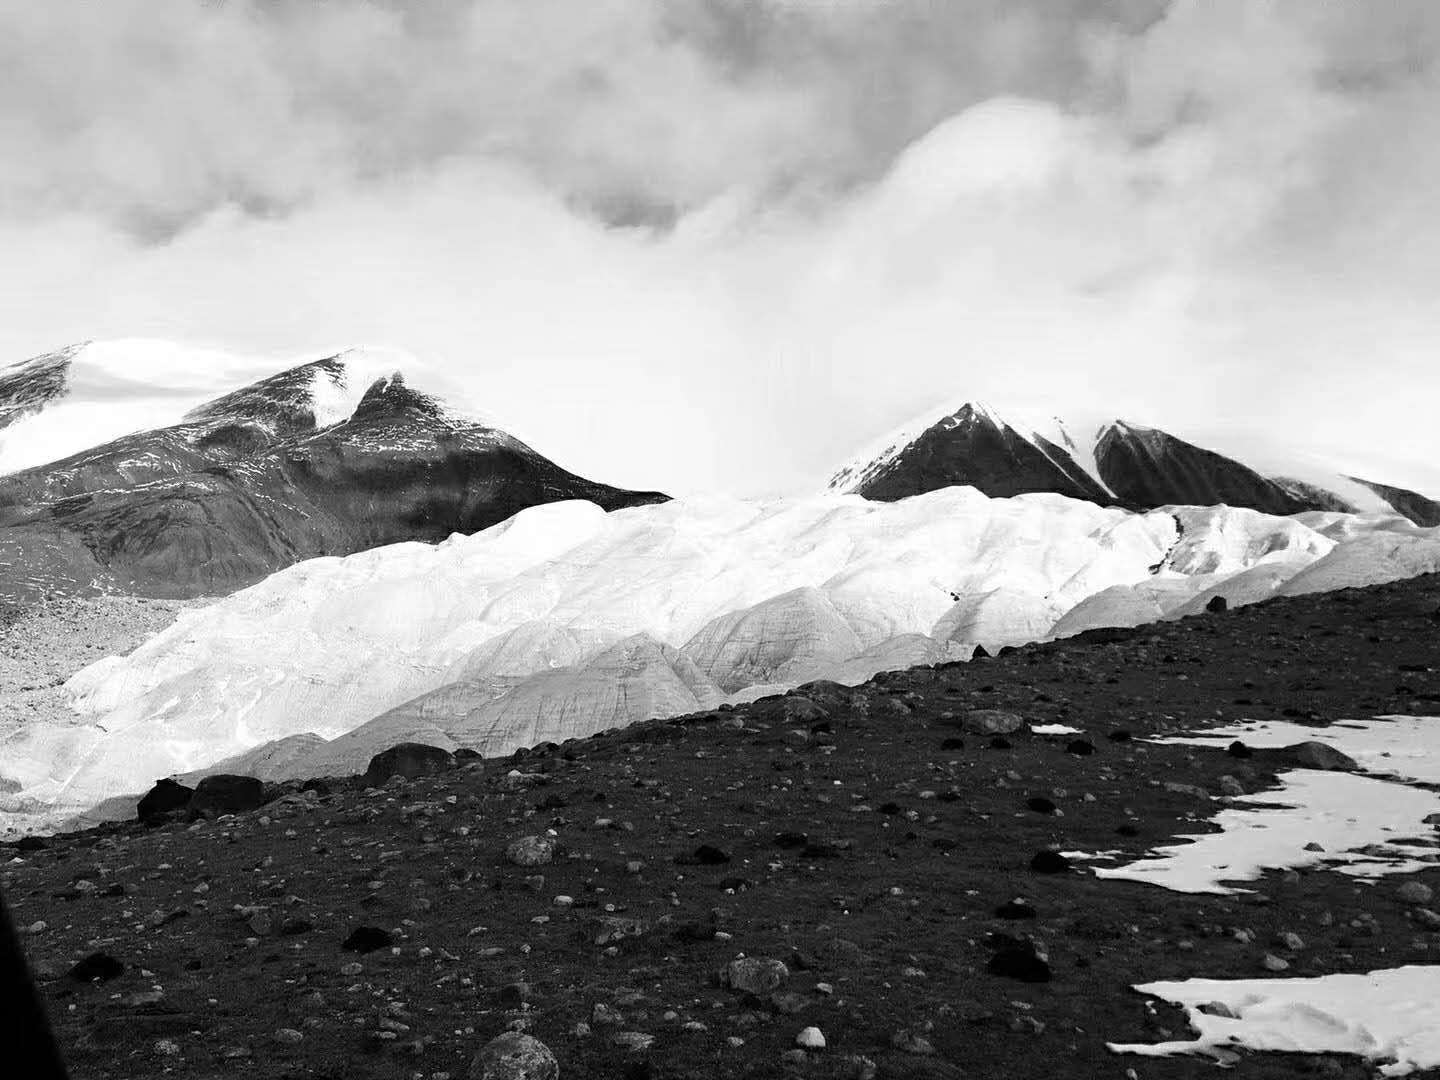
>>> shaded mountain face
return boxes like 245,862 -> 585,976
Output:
1093,422 -> 1312,516
1350,477 -> 1440,528
832,401 -> 1440,526
0,355 -> 667,601
830,403 -> 1113,504
0,346 -> 79,434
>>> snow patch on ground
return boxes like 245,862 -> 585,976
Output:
1091,770 -> 1440,894
1149,715 -> 1440,785
1110,966 -> 1440,1076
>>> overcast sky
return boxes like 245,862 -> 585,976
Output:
3,0 -> 1440,497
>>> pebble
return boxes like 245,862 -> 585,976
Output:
611,1031 -> 655,1051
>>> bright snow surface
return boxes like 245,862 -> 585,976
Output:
3,488 -> 1439,828
1110,967 -> 1440,1075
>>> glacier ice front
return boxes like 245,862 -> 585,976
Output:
3,486 -> 1439,829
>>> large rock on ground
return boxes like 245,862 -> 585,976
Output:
469,1031 -> 559,1080
505,836 -> 556,867
363,742 -> 456,787
1286,741 -> 1360,772
137,778 -> 194,823
189,774 -> 266,816
724,957 -> 790,995
957,709 -> 1026,736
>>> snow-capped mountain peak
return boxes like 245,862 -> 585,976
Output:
831,397 -> 1440,527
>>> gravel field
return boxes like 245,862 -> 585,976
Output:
0,596 -> 198,782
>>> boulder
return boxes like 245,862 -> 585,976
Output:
958,709 -> 1026,736
468,1032 -> 559,1080
189,774 -> 265,816
363,742 -> 456,787
724,957 -> 790,996
1206,595 -> 1229,613
505,836 -> 556,867
137,778 -> 193,823
1286,741 -> 1360,772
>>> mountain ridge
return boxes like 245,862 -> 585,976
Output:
0,345 -> 668,601
829,398 -> 1440,525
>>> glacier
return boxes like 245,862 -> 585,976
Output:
3,486 -> 1440,829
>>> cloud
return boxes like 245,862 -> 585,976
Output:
3,0 -> 1440,498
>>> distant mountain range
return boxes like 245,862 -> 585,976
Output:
827,400 -> 1440,526
0,343 -> 667,600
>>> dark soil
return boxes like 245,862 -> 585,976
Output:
6,573 -> 1440,1079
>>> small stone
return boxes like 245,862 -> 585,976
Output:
611,1031 -> 655,1052
592,1003 -> 624,1026
1261,953 -> 1290,972
498,982 -> 530,1006
1398,882 -> 1435,906
1413,908 -> 1440,930
343,926 -> 393,953
795,1026 -> 826,1050
995,899 -> 1037,920
274,1028 -> 304,1045
340,962 -> 364,976
988,947 -> 1051,983
890,1030 -> 936,1055
1030,850 -> 1070,874
69,952 -> 125,982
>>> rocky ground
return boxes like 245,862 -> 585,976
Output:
4,575 -> 1440,1079
0,596 -> 195,766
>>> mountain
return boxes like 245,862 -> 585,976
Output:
828,400 -> 1440,525
0,343 -> 667,600
7,488 -> 1440,829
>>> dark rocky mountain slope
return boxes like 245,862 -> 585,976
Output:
831,401 -> 1440,526
0,358 -> 666,601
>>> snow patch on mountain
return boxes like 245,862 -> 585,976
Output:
0,340 -> 483,477
827,396 -> 1118,497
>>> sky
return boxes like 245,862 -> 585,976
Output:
2,0 -> 1440,497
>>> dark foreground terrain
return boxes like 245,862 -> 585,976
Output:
6,574 -> 1440,1079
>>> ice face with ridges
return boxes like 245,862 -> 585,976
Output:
2,487 -> 1437,830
